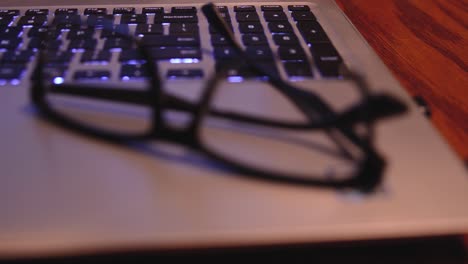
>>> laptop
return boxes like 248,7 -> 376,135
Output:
1,0 -> 467,260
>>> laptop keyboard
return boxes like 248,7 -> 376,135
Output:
0,4 -> 344,85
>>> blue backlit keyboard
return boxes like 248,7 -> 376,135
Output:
0,4 -> 343,85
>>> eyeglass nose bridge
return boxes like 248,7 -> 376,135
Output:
150,114 -> 202,149
147,91 -> 205,148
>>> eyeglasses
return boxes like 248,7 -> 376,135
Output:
30,3 -> 407,193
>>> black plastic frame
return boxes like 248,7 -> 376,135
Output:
30,3 -> 408,192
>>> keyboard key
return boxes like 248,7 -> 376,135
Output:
278,46 -> 306,61
120,14 -> 147,24
0,38 -> 22,49
74,70 -> 111,80
311,42 -> 341,59
17,15 -> 47,26
135,24 -> 163,35
217,61 -> 278,78
28,26 -> 48,38
273,34 -> 299,46
28,38 -> 62,50
161,13 -> 198,23
292,11 -> 316,21
283,61 -> 313,77
236,12 -> 259,22
169,23 -> 199,35
211,35 -> 231,46
25,9 -> 49,16
52,14 -> 81,26
0,16 -> 14,26
234,6 -> 256,12
68,38 -> 97,50
268,22 -> 293,33
149,47 -> 201,60
309,42 -> 343,77
142,7 -> 164,14
242,34 -> 268,46
288,5 -> 310,11
57,23 -> 82,31
101,25 -> 129,38
1,26 -> 23,38
80,50 -> 112,63
263,11 -> 288,22
167,69 -> 203,79
238,22 -> 263,33
103,38 -> 133,49
120,64 -> 149,79
214,47 -> 239,60
0,10 -> 20,16
141,35 -> 200,47
171,6 -> 197,14
246,46 -> 273,60
297,21 -> 330,43
55,8 -> 79,15
0,64 -> 24,80
261,5 -> 283,11
68,28 -> 95,39
84,8 -> 107,15
1,50 -> 35,63
220,64 -> 248,78
113,7 -> 135,15
87,15 -> 114,26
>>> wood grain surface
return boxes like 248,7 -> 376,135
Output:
335,0 -> 468,161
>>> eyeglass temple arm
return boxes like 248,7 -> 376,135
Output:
202,4 -> 336,115
202,3 -> 243,53
202,3 -> 407,123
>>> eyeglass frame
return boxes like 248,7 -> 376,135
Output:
30,3 -> 408,193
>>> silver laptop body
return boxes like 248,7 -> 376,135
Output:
1,0 -> 467,259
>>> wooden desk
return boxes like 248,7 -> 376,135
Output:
335,0 -> 468,161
